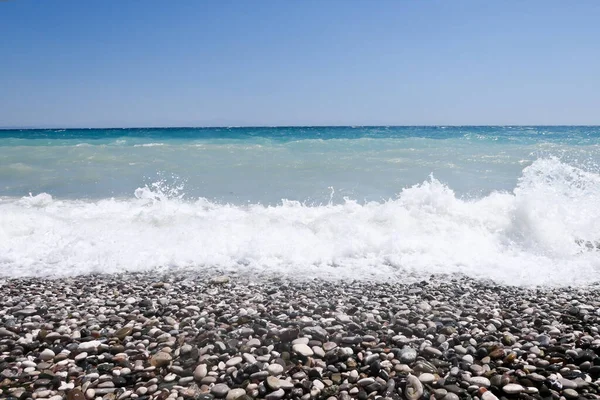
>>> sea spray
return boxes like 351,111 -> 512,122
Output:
1,158 -> 598,285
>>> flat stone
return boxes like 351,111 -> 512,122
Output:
210,276 -> 230,285
94,388 -> 117,395
164,373 -> 177,382
78,340 -> 102,351
15,308 -> 37,316
265,389 -> 285,400
292,337 -> 310,345
528,373 -> 546,382
469,377 -> 491,388
312,380 -> 325,390
303,326 -> 328,341
559,379 -> 578,390
293,343 -> 314,357
563,389 -> 579,399
357,378 -> 375,387
503,384 -> 525,394
279,380 -> 294,390
442,393 -> 459,400
424,347 -> 442,357
251,371 -> 270,380
114,326 -> 133,340
0,328 -> 16,337
312,346 -> 325,358
226,356 -> 243,367
323,342 -> 337,351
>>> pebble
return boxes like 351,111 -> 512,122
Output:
78,340 -> 102,351
293,343 -> 314,357
150,351 -> 172,367
267,376 -> 282,390
268,363 -> 284,376
39,349 -> 55,361
211,383 -> 231,397
226,356 -> 243,367
0,273 -> 598,400
226,388 -> 246,400
424,346 -> 442,357
405,374 -> 424,400
266,389 -> 285,400
469,376 -> 491,388
419,373 -> 435,384
503,384 -> 525,394
442,394 -> 459,400
400,347 -> 418,363
563,389 -> 579,399
194,364 -> 208,380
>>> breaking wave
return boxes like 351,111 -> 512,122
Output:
1,158 -> 598,286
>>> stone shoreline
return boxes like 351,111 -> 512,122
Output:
1,272 -> 599,400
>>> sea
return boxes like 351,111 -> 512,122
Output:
1,126 -> 599,286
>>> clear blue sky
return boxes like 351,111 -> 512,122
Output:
1,0 -> 599,127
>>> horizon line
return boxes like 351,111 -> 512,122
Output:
2,124 -> 600,131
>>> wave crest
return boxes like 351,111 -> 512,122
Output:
0,158 -> 598,286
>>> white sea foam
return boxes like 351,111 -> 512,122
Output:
0,158 -> 598,286
133,143 -> 165,147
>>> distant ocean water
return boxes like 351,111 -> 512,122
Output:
1,126 -> 599,285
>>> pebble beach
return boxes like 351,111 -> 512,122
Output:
1,273 -> 600,400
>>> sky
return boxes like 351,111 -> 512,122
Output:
1,0 -> 599,127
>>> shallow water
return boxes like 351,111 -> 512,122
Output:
1,126 -> 599,285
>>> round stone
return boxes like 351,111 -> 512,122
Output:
194,364 -> 208,381
266,376 -> 281,390
39,349 -> 55,361
419,373 -> 435,384
400,347 -> 417,364
267,363 -> 284,376
211,383 -> 230,398
150,351 -> 172,367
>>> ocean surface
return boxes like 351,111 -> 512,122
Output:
1,126 -> 599,285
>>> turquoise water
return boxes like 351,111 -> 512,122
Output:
1,126 -> 599,284
2,126 -> 599,143
1,126 -> 599,202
